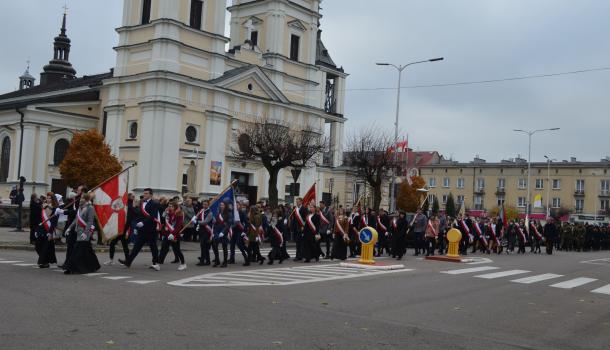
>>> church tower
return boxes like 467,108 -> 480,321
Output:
19,62 -> 35,90
40,12 -> 76,86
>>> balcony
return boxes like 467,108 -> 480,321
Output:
574,190 -> 585,197
599,190 -> 610,198
474,204 -> 485,210
495,187 -> 506,196
474,187 -> 485,194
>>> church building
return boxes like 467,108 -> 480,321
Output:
0,0 -> 353,206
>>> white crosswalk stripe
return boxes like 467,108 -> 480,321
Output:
0,260 -> 24,264
550,278 -> 598,289
128,280 -> 159,285
13,263 -> 37,267
168,264 -> 414,287
511,273 -> 564,284
441,266 -> 499,275
590,284 -> 610,295
475,270 -> 530,279
102,276 -> 132,280
84,273 -> 109,277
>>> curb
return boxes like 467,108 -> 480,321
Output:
339,262 -> 405,270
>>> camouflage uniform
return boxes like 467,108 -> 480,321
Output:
574,224 -> 585,252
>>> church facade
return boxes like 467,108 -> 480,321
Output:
0,0 -> 366,207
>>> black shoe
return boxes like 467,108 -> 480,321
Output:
242,262 -> 250,266
220,261 -> 227,268
267,260 -> 274,265
304,259 -> 311,263
213,261 -> 220,267
228,259 -> 235,264
171,259 -> 179,264
38,264 -> 50,268
279,259 -> 284,264
63,270 -> 71,275
293,258 -> 302,262
196,262 -> 206,266
118,259 -> 131,267
259,258 -> 266,265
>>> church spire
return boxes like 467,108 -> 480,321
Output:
40,8 -> 76,86
19,60 -> 35,90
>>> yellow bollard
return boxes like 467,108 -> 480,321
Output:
358,227 -> 378,265
446,228 -> 462,259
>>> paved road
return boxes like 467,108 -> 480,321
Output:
1,248 -> 609,350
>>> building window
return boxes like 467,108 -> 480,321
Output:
427,194 -> 435,206
552,197 -> 561,208
290,34 -> 300,61
517,197 -> 526,208
457,195 -> 465,205
601,199 -> 609,211
442,195 -> 448,205
457,178 -> 465,189
601,180 -> 610,195
497,195 -> 505,207
250,31 -> 258,46
552,179 -> 561,189
535,178 -> 544,189
53,139 -> 70,166
474,195 -> 484,210
128,122 -> 138,139
0,137 -> 10,182
428,177 -> 437,188
141,0 -> 151,25
575,199 -> 584,213
189,0 -> 203,30
575,179 -> 585,193
443,177 -> 450,188
518,178 -> 527,189
497,178 -> 505,189
476,178 -> 485,190
185,125 -> 198,143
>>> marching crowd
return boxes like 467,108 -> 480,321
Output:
28,186 -> 610,274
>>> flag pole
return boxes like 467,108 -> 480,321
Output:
39,163 -> 137,227
178,179 -> 238,235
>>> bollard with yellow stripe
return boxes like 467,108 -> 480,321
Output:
445,228 -> 462,259
358,226 -> 378,265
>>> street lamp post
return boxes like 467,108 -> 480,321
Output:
376,57 -> 444,213
514,128 -> 560,223
544,155 -> 556,219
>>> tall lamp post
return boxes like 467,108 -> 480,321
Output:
376,57 -> 444,213
514,128 -> 560,223
543,155 -> 556,219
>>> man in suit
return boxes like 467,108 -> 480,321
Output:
291,197 -> 308,261
317,201 -> 334,259
120,188 -> 161,270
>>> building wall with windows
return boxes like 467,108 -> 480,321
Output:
420,157 -> 610,218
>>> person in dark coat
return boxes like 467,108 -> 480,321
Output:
331,213 -> 349,261
29,194 -> 42,245
60,185 -> 86,269
543,218 -> 558,255
64,193 -> 100,274
392,212 -> 408,260
36,192 -> 60,268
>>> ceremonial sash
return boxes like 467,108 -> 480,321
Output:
349,213 -> 357,225
360,214 -> 368,228
473,223 -> 488,248
459,220 -> 473,243
517,226 -> 527,242
488,224 -> 500,246
427,220 -> 437,236
76,209 -> 87,229
272,225 -> 284,246
319,210 -> 330,225
203,223 -> 213,239
335,218 -> 346,238
140,201 -> 161,230
235,220 -> 245,232
391,218 -> 397,230
41,208 -> 52,232
250,224 -> 265,240
228,227 -> 233,240
306,214 -> 316,232
165,218 -> 176,235
216,213 -> 224,225
294,207 -> 305,228
530,224 -> 542,241
377,216 -> 387,233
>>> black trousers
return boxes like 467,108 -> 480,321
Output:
212,236 -> 228,263
545,238 -> 554,255
200,236 -> 211,263
426,237 -> 436,256
36,236 -> 57,265
63,231 -> 77,265
322,233 -> 332,257
230,232 -> 249,262
414,232 -> 425,254
294,231 -> 303,260
109,234 -> 130,260
249,241 -> 263,262
159,239 -> 184,264
126,231 -> 158,265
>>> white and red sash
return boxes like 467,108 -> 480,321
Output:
488,224 -> 500,246
250,224 -> 265,240
165,220 -> 175,235
306,214 -> 316,233
235,219 -> 245,232
335,218 -> 346,239
391,218 -> 397,231
41,208 -> 52,232
140,201 -> 161,230
203,223 -> 213,240
76,209 -> 87,229
319,210 -> 330,226
530,224 -> 542,241
360,214 -> 368,228
377,216 -> 387,233
216,213 -> 225,225
272,225 -> 284,246
473,223 -> 488,248
459,219 -> 473,243
228,227 -> 233,240
516,226 -> 527,242
427,220 -> 437,237
294,207 -> 305,228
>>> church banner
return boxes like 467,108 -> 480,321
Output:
210,161 -> 222,186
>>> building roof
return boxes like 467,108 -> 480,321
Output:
315,30 -> 343,72
207,65 -> 254,85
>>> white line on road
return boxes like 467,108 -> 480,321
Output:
0,260 -> 24,264
84,273 -> 108,277
441,266 -> 499,275
550,278 -> 598,289
127,280 -> 159,285
13,263 -> 37,267
590,284 -> 610,295
579,258 -> 610,266
102,276 -> 132,280
511,273 -> 564,284
475,270 -> 530,279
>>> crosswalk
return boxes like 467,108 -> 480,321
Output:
442,266 -> 610,296
168,264 -> 414,287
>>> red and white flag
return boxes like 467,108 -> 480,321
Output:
94,170 -> 128,241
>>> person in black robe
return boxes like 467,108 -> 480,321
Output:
36,192 -> 60,268
392,211 -> 408,260
331,214 -> 349,261
64,193 -> 100,274
29,194 -> 42,245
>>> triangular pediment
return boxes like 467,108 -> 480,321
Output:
287,19 -> 307,31
242,16 -> 263,26
212,66 -> 290,103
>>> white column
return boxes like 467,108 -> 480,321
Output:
34,126 -> 49,184
17,124 -> 36,183
330,122 -> 344,167
137,101 -> 184,197
202,111 -> 229,195
157,0 -> 180,21
104,105 -> 125,157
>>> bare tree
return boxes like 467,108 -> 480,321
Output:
344,127 -> 397,211
233,117 -> 326,208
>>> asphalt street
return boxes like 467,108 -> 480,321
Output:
0,247 -> 609,350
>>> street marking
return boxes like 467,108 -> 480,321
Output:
128,280 -> 159,285
13,263 -> 37,267
441,266 -> 499,275
550,278 -> 598,289
580,258 -> 610,266
84,273 -> 108,277
0,260 -> 24,264
475,270 -> 530,279
511,273 -> 564,284
168,264 -> 413,287
591,284 -> 610,295
102,276 -> 132,280
464,257 -> 494,265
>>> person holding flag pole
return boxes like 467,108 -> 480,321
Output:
158,201 -> 186,270
63,193 -> 101,274
193,199 -> 213,266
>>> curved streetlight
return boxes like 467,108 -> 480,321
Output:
377,57 -> 444,213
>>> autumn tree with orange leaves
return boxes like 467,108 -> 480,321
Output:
59,129 -> 122,189
396,176 -> 426,212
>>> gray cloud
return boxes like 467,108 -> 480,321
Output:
2,0 -> 609,162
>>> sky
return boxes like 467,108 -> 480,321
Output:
1,0 -> 609,163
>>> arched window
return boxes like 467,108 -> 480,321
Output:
0,137 -> 10,182
53,139 -> 70,166
129,122 -> 138,139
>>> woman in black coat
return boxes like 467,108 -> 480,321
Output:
392,212 -> 409,260
36,192 -> 60,268
29,194 -> 42,244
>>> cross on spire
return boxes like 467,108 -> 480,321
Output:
63,2 -> 68,14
